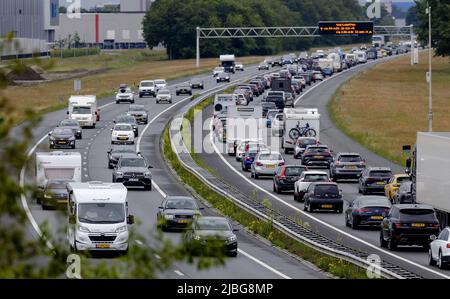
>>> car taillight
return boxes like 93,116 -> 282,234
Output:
447,244 -> 450,249
278,162 -> 285,166
256,162 -> 263,166
246,157 -> 252,161
335,161 -> 341,165
394,223 -> 408,228
430,223 -> 440,228
366,178 -> 376,182
356,208 -> 369,213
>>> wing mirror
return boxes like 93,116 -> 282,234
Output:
66,111 -> 69,115
127,215 -> 135,225
233,229 -> 239,232
148,165 -> 154,169
69,215 -> 76,225
199,207 -> 205,210
48,133 -> 52,136
430,235 -> 437,241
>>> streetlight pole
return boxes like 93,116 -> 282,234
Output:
196,27 -> 200,68
426,4 -> 433,132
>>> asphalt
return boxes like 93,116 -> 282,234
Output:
20,64 -> 326,279
195,55 -> 450,279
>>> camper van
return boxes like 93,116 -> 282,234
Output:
353,51 -> 367,64
67,182 -> 134,253
35,152 -> 82,200
68,95 -> 99,128
220,54 -> 236,73
282,108 -> 320,154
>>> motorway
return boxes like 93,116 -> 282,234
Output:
195,55 -> 450,279
19,64 -> 326,279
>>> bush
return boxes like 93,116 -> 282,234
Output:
50,47 -> 101,59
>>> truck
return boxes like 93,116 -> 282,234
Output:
405,132 -> 450,227
220,54 -> 236,73
67,181 -> 134,253
372,35 -> 385,48
281,108 -> 320,154
353,51 -> 367,64
68,95 -> 99,128
35,151 -> 82,200
225,106 -> 263,156
327,52 -> 342,73
318,58 -> 334,73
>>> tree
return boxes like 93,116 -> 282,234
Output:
414,0 -> 450,57
72,32 -> 81,48
0,35 -> 226,278
406,5 -> 420,27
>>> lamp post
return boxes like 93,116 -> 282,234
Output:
426,3 -> 433,132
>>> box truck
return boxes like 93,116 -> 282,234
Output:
220,54 -> 236,73
68,95 -> 99,128
281,108 -> 320,154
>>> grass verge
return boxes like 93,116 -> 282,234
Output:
163,101 -> 369,279
328,52 -> 450,166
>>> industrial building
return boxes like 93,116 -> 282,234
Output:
0,0 -> 59,59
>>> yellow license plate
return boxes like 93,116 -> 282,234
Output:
178,219 -> 189,224
314,156 -> 324,159
118,137 -> 127,140
412,223 -> 425,228
322,204 -> 333,209
376,182 -> 385,185
57,200 -> 67,203
345,166 -> 356,169
371,216 -> 383,220
96,244 -> 111,249
58,141 -> 67,144
266,165 -> 276,169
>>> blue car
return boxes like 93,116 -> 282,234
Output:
241,151 -> 258,171
322,68 -> 333,77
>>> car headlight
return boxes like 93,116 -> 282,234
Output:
115,171 -> 124,177
144,171 -> 152,178
49,136 -> 55,141
194,235 -> 201,241
164,214 -> 174,220
228,235 -> 237,243
115,225 -> 127,233
77,130 -> 81,133
78,226 -> 90,233
44,193 -> 52,199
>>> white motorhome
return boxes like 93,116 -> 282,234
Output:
327,53 -> 342,72
68,95 -> 99,128
372,35 -> 385,48
67,182 -> 134,253
36,151 -> 82,191
220,54 -> 236,73
225,106 -> 264,155
282,108 -> 320,154
353,51 -> 367,64
318,58 -> 333,71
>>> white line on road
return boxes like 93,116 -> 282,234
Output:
238,249 -> 291,279
174,270 -> 185,276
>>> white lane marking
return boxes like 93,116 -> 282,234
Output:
174,270 -> 185,276
153,182 -> 167,198
238,249 -> 291,279
208,78 -> 450,280
135,239 -> 144,246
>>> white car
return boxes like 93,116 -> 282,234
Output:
156,89 -> 173,104
213,67 -> 225,77
235,62 -> 244,71
293,171 -> 330,202
111,123 -> 135,145
115,84 -> 135,104
235,140 -> 266,162
292,75 -> 306,88
154,79 -> 167,91
139,80 -> 156,97
250,151 -> 285,179
429,227 -> 450,269
271,113 -> 284,137
294,137 -> 319,159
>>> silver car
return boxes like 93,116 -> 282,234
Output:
251,151 -> 285,179
156,89 -> 173,104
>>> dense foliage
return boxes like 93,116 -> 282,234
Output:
143,0 -> 376,59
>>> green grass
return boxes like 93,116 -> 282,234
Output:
163,110 -> 369,279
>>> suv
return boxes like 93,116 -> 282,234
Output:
330,153 -> 365,181
294,137 -> 319,159
116,84 -> 135,104
301,145 -> 333,168
127,104 -> 148,124
303,182 -> 343,213
139,80 -> 156,97
380,204 -> 440,250
294,171 -> 330,202
176,84 -> 192,96
273,165 -> 307,194
358,167 -> 392,195
112,156 -> 153,190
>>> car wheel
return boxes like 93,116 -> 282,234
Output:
428,249 -> 436,266
380,231 -> 388,248
438,251 -> 447,269
294,192 -> 298,202
388,238 -> 397,251
362,187 -> 367,195
116,101 -> 119,104
254,173 -> 259,179
276,185 -> 282,194
227,251 -> 238,257
303,202 -> 308,211
350,219 -> 358,229
144,184 -> 152,191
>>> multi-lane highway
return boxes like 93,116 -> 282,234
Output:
194,55 -> 450,279
20,64 -> 327,279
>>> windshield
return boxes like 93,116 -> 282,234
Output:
158,90 -> 170,94
141,82 -> 154,87
267,111 -> 278,118
339,155 -> 361,162
53,128 -> 73,135
116,116 -> 135,124
60,120 -> 79,126
307,146 -> 329,152
285,167 -> 305,176
114,125 -> 132,131
47,181 -> 69,189
259,153 -> 282,160
304,174 -> 329,181
359,197 -> 391,207
155,80 -> 166,85
119,158 -> 146,168
369,170 -> 392,177
129,106 -> 144,111
195,219 -> 231,231
72,107 -> 91,114
165,198 -> 197,210
314,185 -> 339,197
112,148 -> 135,154
399,209 -> 436,222
397,176 -> 411,183
298,138 -> 316,146
78,203 -> 125,224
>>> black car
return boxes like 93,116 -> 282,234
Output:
58,119 -> 82,139
184,216 -> 238,257
261,102 -> 278,117
115,114 -> 138,137
345,196 -> 391,229
330,153 -> 366,181
265,96 -> 285,110
107,146 -> 141,169
157,196 -> 203,231
258,62 -> 270,70
301,145 -> 334,169
273,165 -> 307,194
176,84 -> 192,96
190,79 -> 204,89
127,104 -> 148,124
394,181 -> 414,204
303,182 -> 343,213
41,179 -> 73,210
358,167 -> 392,195
216,72 -> 230,83
112,156 -> 153,190
48,128 -> 76,149
380,204 -> 440,250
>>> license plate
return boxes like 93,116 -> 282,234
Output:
345,166 -> 356,169
371,216 -> 383,220
314,156 -> 324,159
129,178 -> 139,182
96,244 -> 110,249
57,199 -> 67,203
58,141 -> 67,144
266,165 -> 276,169
118,137 -> 127,140
178,219 -> 189,224
412,223 -> 425,228
376,181 -> 385,185
322,204 -> 333,209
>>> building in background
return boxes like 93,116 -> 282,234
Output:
0,0 -> 59,59
120,0 -> 152,12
